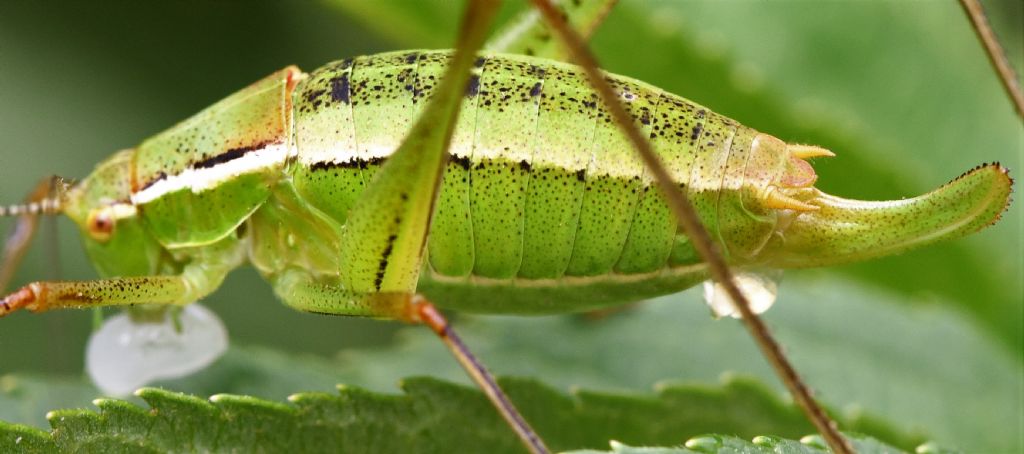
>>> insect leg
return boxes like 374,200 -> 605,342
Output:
486,0 -> 618,60
0,245 -> 236,318
0,276 -> 189,317
270,268 -> 550,454
527,0 -> 853,452
303,1 -> 548,451
409,295 -> 550,454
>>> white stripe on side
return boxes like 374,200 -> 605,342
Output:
131,143 -> 291,205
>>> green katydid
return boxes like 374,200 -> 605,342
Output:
0,0 -> 1018,452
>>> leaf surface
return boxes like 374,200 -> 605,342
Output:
1,375 -> 912,453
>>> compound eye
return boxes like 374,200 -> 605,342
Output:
86,207 -> 116,242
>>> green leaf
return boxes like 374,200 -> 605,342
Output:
1,375 -> 916,453
9,275 -> 1016,451
567,433 -> 916,454
291,277 -> 1015,453
0,423 -> 56,453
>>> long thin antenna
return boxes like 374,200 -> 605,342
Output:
0,198 -> 63,217
528,1 -> 853,453
0,177 -> 67,217
959,0 -> 1024,121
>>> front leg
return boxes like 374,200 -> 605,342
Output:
0,249 -> 234,317
1,275 -> 188,317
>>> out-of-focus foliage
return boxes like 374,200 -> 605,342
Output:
0,371 -> 916,453
0,0 -> 1020,452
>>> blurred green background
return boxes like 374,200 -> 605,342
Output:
0,0 -> 1021,451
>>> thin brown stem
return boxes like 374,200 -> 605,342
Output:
959,0 -> 1024,121
412,296 -> 550,454
528,1 -> 853,453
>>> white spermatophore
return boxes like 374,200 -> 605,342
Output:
86,303 -> 228,396
701,270 -> 780,319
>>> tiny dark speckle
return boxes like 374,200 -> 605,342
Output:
466,75 -> 481,97
575,169 -> 586,182
405,52 -> 418,64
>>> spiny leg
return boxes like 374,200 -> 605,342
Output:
309,0 -> 549,451
527,1 -> 853,452
0,276 -> 189,317
272,268 -> 550,454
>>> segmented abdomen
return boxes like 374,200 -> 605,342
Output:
291,50 -> 754,281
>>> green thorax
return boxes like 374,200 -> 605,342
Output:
129,66 -> 302,248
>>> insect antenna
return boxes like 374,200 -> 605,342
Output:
0,198 -> 64,217
0,177 -> 69,217
0,177 -> 69,292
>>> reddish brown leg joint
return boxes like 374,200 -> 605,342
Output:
0,285 -> 37,317
411,295 -> 449,337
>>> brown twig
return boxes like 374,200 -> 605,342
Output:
959,0 -> 1024,121
528,1 -> 853,453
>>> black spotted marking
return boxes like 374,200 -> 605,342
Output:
575,169 -> 586,182
191,141 -> 271,170
304,88 -> 326,104
451,155 -> 472,170
518,160 -> 532,171
309,156 -> 388,172
690,124 -> 703,142
374,233 -> 399,290
466,74 -> 481,97
139,171 -> 168,191
330,73 -> 351,104
529,82 -> 542,97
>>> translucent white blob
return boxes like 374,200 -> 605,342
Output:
86,303 -> 228,396
702,271 -> 780,319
